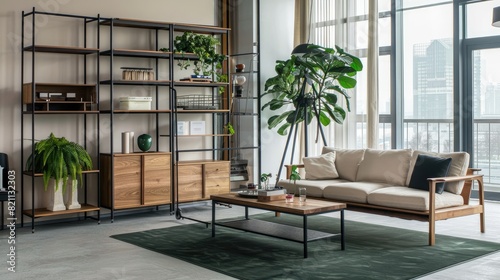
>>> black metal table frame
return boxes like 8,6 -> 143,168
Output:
211,199 -> 345,258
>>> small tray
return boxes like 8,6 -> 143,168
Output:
237,190 -> 259,198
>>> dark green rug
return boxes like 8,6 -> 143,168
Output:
111,213 -> 500,280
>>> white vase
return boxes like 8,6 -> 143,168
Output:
66,179 -> 81,210
47,180 -> 66,211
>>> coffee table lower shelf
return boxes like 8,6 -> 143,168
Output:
216,219 -> 338,242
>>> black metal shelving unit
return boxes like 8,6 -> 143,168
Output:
20,8 -> 101,232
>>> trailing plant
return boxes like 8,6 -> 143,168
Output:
262,44 -> 363,136
25,133 -> 93,192
173,31 -> 226,77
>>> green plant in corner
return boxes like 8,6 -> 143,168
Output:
262,44 -> 363,136
25,133 -> 93,192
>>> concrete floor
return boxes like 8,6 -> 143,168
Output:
1,200 -> 499,280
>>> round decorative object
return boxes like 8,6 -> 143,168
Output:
137,134 -> 152,152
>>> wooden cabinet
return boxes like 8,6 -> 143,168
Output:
177,161 -> 230,203
100,152 -> 171,210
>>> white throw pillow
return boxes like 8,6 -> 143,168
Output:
303,152 -> 339,180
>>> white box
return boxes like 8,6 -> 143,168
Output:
119,96 -> 152,110
177,121 -> 190,135
190,121 -> 206,135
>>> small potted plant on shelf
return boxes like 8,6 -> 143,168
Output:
163,32 -> 227,86
25,133 -> 93,211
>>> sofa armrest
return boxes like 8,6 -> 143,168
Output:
284,164 -> 305,179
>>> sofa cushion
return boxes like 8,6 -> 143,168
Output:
367,186 -> 464,211
303,152 -> 339,180
406,151 -> 470,194
323,182 -> 392,203
408,154 -> 452,194
356,149 -> 412,186
322,147 -> 364,181
278,179 -> 348,198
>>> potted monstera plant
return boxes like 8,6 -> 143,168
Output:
25,133 -> 93,211
262,44 -> 363,135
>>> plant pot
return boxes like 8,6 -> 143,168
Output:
66,179 -> 81,210
47,180 -> 66,211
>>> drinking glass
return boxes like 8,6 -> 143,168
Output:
299,187 -> 306,204
285,192 -> 295,203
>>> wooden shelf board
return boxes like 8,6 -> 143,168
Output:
101,109 -> 171,114
23,110 -> 99,114
23,82 -> 97,87
100,80 -> 171,86
24,45 -> 99,54
101,18 -> 173,30
23,170 -> 100,177
23,204 -> 100,218
101,49 -> 172,58
101,18 -> 229,34
101,151 -> 171,156
175,109 -> 230,113
174,81 -> 229,87
176,159 -> 230,166
176,134 -> 231,137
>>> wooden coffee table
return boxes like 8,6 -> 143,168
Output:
211,193 -> 346,258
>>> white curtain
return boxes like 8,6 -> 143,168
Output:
296,0 -> 380,153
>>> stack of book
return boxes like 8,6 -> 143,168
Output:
257,188 -> 287,202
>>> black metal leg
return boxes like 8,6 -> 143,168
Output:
341,210 -> 345,250
245,206 -> 249,219
212,200 -> 216,237
303,215 -> 308,258
1,201 -> 3,230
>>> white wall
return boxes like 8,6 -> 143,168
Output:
260,0 -> 295,182
0,0 -> 217,220
0,0 -> 297,220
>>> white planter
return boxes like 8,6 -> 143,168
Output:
66,179 -> 81,210
47,180 -> 66,211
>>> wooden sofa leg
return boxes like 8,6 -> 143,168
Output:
480,212 -> 485,233
429,218 -> 436,246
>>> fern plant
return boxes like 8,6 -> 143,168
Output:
25,133 -> 93,192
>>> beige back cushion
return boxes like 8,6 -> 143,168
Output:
322,147 -> 364,181
356,149 -> 412,186
303,152 -> 339,179
406,150 -> 470,194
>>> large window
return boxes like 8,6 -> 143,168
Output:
401,2 -> 453,152
307,0 -> 500,195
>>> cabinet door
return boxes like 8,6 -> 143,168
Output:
204,162 -> 230,198
143,154 -> 171,206
177,164 -> 203,202
113,155 -> 142,209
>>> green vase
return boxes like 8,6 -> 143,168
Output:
137,134 -> 152,152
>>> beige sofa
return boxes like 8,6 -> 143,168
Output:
279,147 -> 485,245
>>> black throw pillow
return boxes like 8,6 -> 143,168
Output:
408,154 -> 452,194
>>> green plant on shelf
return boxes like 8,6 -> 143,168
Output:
25,133 -> 93,192
171,31 -> 226,77
224,122 -> 235,136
